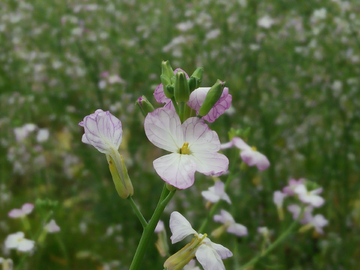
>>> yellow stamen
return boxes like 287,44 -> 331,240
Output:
251,146 -> 257,151
179,142 -> 190,155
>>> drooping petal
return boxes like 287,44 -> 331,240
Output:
201,190 -> 221,203
144,108 -> 183,153
191,152 -> 229,177
183,117 -> 220,153
227,223 -> 248,236
220,140 -> 233,150
195,244 -> 226,270
169,211 -> 197,244
206,239 -> 233,259
153,153 -> 196,189
240,149 -> 270,171
8,209 -> 24,218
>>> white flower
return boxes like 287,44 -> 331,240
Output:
154,220 -> 165,233
5,232 -> 35,252
213,210 -> 248,237
294,185 -> 325,207
201,181 -> 231,204
273,191 -> 287,208
164,211 -> 232,270
144,108 -> 228,189
258,15 -> 274,29
183,259 -> 201,270
44,219 -> 60,233
308,214 -> 328,234
36,128 -> 49,143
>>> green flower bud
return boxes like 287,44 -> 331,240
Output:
161,74 -> 174,99
162,60 -> 175,80
174,71 -> 190,103
106,152 -> 134,199
136,95 -> 155,117
198,80 -> 225,117
189,67 -> 204,92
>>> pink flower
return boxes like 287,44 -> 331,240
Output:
79,109 -> 122,155
294,185 -> 325,208
273,191 -> 287,208
144,108 -> 228,189
213,210 -> 248,237
201,181 -> 231,204
221,137 -> 270,171
283,178 -> 306,196
8,203 -> 34,218
44,219 -> 60,233
309,214 -> 328,234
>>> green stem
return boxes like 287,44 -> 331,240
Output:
171,97 -> 180,115
55,233 -> 70,268
129,186 -> 176,270
179,102 -> 185,122
128,196 -> 148,229
238,215 -> 302,270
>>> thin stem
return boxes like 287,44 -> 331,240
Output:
55,234 -> 70,269
129,186 -> 176,270
238,213 -> 302,270
128,196 -> 148,229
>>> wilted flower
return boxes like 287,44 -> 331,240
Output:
79,109 -> 133,198
5,232 -> 35,252
8,203 -> 34,218
0,258 -> 13,270
221,137 -> 270,171
212,210 -> 248,237
144,108 -> 228,189
164,211 -> 232,270
201,181 -> 231,204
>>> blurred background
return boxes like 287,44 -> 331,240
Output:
0,0 -> 359,269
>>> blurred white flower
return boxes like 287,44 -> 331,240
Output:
154,220 -> 165,233
176,21 -> 194,32
0,257 -> 13,270
5,232 -> 35,252
258,15 -> 274,29
273,190 -> 287,208
205,29 -> 221,40
201,181 -> 231,204
313,8 -> 327,20
36,128 -> 49,143
44,219 -> 60,233
213,210 -> 248,237
294,185 -> 325,208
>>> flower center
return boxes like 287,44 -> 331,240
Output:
179,142 -> 190,155
251,146 -> 257,151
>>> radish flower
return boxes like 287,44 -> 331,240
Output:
164,211 -> 232,270
5,232 -> 35,252
8,203 -> 34,218
144,108 -> 228,189
221,137 -> 270,171
201,181 -> 231,204
294,185 -> 324,208
213,210 -> 248,237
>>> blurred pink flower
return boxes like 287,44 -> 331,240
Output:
44,219 -> 60,233
273,191 -> 287,208
283,178 -> 306,196
144,108 -> 228,189
201,181 -> 231,204
8,203 -> 34,218
294,185 -> 325,208
213,210 -> 248,237
221,137 -> 270,171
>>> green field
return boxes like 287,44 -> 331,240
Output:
1,0 -> 360,269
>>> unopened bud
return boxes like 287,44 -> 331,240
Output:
189,67 -> 204,92
161,74 -> 174,99
198,80 -> 225,117
162,60 -> 175,81
174,71 -> 190,103
106,152 -> 134,199
136,96 -> 154,117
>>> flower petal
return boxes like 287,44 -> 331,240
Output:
169,211 -> 197,244
5,232 -> 24,249
144,108 -> 183,153
227,223 -> 248,236
183,117 -> 220,153
220,140 -> 233,150
196,244 -> 226,270
202,88 -> 232,123
191,152 -> 229,177
17,239 -> 35,252
240,149 -> 270,171
201,190 -> 220,203
153,153 -> 196,189
21,203 -> 34,215
232,137 -> 251,151
187,87 -> 210,111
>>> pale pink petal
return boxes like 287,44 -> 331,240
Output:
21,203 -> 34,215
169,211 -> 197,244
44,219 -> 60,233
187,87 -> 210,111
8,209 -> 25,218
145,108 -> 183,153
220,141 -> 233,150
153,153 -> 196,189
214,210 -> 235,224
308,195 -> 325,208
287,204 -> 301,220
240,149 -> 270,171
232,137 -> 251,151
311,187 -> 323,195
5,232 -> 25,249
214,182 -> 231,204
196,244 -> 226,270
183,118 -> 220,153
294,184 -> 307,196
227,223 -> 248,236
203,238 -> 233,259
154,220 -> 165,233
190,152 -> 229,177
201,190 -> 221,203
273,191 -> 287,207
